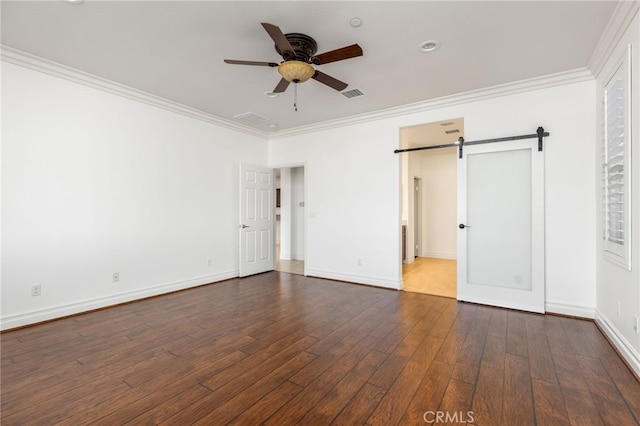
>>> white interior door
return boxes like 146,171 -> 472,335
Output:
239,164 -> 275,277
457,139 -> 545,313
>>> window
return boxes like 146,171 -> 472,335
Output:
603,46 -> 632,270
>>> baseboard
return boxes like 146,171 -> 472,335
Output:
421,252 -> 457,260
305,268 -> 401,290
0,270 -> 239,331
594,309 -> 640,379
545,301 -> 595,319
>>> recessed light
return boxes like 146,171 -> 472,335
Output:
350,17 -> 363,28
419,40 -> 440,53
64,0 -> 84,4
264,91 -> 279,98
268,123 -> 279,129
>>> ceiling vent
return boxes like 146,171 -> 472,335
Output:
445,129 -> 460,134
341,88 -> 365,99
233,111 -> 270,125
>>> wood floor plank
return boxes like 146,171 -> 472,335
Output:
330,382 -> 386,425
297,349 -> 387,424
263,335 -> 380,424
400,360 -> 454,424
505,312 -> 528,357
531,379 -> 571,426
433,306 -> 475,365
438,378 -> 474,422
502,353 -> 535,426
526,315 -> 558,384
576,355 -> 638,425
192,350 -> 318,425
366,335 -> 444,425
450,308 -> 490,384
227,380 -> 304,425
470,334 -> 506,426
2,272 -> 638,426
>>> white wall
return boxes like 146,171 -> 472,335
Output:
594,12 -> 640,375
269,80 -> 597,311
291,167 -> 305,260
269,125 -> 403,289
1,62 -> 267,329
419,148 -> 457,259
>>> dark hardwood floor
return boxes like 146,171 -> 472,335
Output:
2,272 -> 639,425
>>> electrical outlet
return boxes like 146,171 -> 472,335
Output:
112,272 -> 120,282
207,258 -> 212,266
357,258 -> 363,266
634,316 -> 639,334
31,284 -> 42,297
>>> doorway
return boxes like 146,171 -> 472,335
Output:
275,166 -> 305,275
400,118 -> 462,298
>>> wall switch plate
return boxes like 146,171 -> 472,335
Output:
31,284 -> 42,297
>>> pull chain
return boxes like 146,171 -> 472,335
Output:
294,83 -> 298,112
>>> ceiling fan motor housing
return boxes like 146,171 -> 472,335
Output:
275,33 -> 318,63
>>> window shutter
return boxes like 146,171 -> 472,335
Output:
602,47 -> 631,269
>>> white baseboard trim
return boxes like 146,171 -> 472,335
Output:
0,270 -> 239,331
421,252 -> 457,260
545,301 -> 595,319
305,268 -> 401,290
594,309 -> 640,378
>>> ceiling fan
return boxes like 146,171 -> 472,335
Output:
224,22 -> 363,95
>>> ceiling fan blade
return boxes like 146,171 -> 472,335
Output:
273,78 -> 290,93
261,22 -> 295,56
312,44 -> 363,65
312,71 -> 348,91
224,59 -> 279,67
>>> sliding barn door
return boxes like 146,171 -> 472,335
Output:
457,139 -> 545,313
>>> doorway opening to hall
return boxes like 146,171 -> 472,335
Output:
400,118 -> 462,298
275,167 -> 305,275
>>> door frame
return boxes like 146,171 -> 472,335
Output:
414,177 -> 422,258
271,162 -> 308,276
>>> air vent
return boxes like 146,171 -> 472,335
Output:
341,88 -> 365,99
233,112 -> 270,125
445,129 -> 460,134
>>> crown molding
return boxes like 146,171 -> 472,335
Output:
588,0 -> 640,77
268,67 -> 594,140
1,46 -> 267,139
1,45 -> 596,142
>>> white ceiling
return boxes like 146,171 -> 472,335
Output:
1,1 -> 617,133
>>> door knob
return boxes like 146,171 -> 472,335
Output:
240,224 -> 250,229
459,224 -> 470,229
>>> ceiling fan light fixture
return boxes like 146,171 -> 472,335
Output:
278,60 -> 315,83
